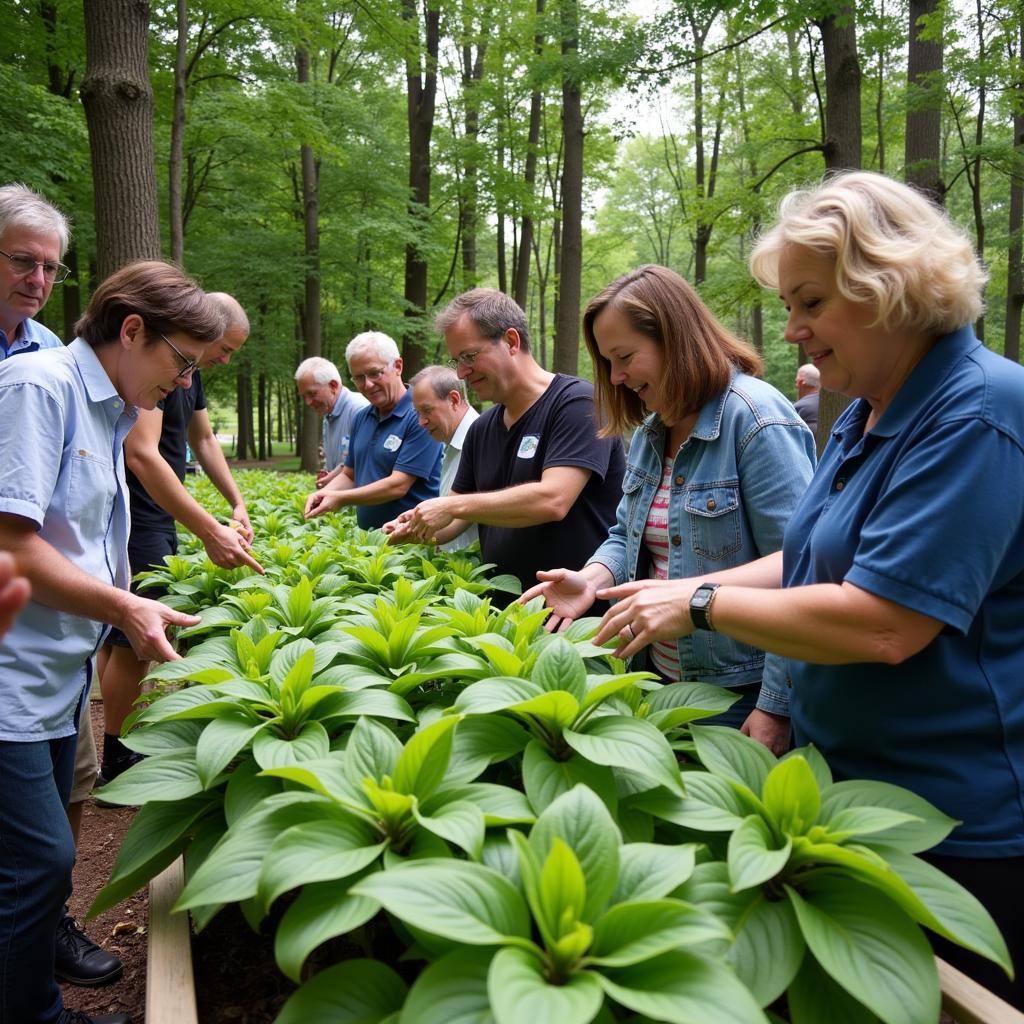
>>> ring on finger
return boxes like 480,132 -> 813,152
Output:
625,623 -> 635,639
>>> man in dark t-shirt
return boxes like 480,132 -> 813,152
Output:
393,288 -> 624,595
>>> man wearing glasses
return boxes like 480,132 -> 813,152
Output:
305,331 -> 441,528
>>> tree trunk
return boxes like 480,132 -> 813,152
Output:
236,371 -> 255,460
553,0 -> 582,376
257,372 -> 267,461
81,0 -> 161,278
169,0 -> 188,264
296,32 -> 321,474
970,0 -> 986,341
1006,11 -> 1024,363
817,6 -> 862,171
61,247 -> 81,343
459,13 -> 487,288
402,0 -> 440,375
514,0 -> 545,310
905,0 -> 944,204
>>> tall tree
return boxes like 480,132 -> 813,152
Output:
904,0 -> 944,202
1006,7 -> 1024,364
816,4 -> 862,171
169,0 -> 188,264
81,0 -> 160,277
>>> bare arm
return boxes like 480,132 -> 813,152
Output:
305,469 -> 418,519
0,514 -> 198,661
127,408 -> 262,572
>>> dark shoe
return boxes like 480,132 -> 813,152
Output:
54,912 -> 123,986
94,750 -> 144,808
59,1011 -> 131,1023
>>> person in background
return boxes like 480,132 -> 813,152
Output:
590,173 -> 1024,1006
522,265 -> 815,751
397,289 -> 625,597
794,361 -> 820,431
0,259 -> 221,1024
384,364 -> 479,552
95,292 -> 263,798
304,331 -> 441,528
294,355 -> 369,488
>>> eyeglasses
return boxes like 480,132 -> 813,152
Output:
0,249 -> 71,283
446,350 -> 480,370
157,330 -> 200,380
352,366 -> 389,386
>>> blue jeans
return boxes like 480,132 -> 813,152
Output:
0,727 -> 78,1023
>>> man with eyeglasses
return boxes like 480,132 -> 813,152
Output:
397,288 -> 625,599
304,331 -> 441,528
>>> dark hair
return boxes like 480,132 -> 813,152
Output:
583,265 -> 763,436
76,261 -> 222,348
434,287 -> 532,353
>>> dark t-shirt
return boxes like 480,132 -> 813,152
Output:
453,374 -> 624,589
127,372 -> 206,534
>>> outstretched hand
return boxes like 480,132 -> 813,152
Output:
519,568 -> 597,632
120,595 -> 200,662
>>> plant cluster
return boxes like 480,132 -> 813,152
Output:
94,471 -> 1011,1024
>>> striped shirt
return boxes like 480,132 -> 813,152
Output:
644,456 -> 681,680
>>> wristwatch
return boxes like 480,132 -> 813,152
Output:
689,582 -> 721,632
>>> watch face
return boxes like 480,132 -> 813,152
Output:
692,589 -> 713,609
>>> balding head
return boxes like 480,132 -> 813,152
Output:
200,292 -> 250,368
795,363 -> 820,397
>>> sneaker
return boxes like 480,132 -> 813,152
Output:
94,751 -> 144,808
54,912 -> 123,987
59,1011 -> 131,1023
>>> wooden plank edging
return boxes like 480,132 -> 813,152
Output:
939,958 -> 1024,1024
146,858 -> 198,1024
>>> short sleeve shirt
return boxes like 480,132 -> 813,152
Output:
345,388 -> 442,529
0,340 -> 136,739
782,326 -> 1024,856
0,316 -> 62,359
323,387 -> 370,470
126,372 -> 206,534
453,374 -> 625,588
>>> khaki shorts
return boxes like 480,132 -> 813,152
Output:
70,699 -> 98,803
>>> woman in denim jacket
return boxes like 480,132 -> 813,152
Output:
523,265 -> 815,753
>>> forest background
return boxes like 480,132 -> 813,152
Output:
2,0 -> 1022,469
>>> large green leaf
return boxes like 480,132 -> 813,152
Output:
121,719 -> 203,755
630,772 -> 749,831
320,688 -> 416,723
786,876 -> 939,1024
413,799 -> 486,858
761,755 -> 821,835
531,637 -> 587,699
690,725 -> 776,795
351,859 -> 531,944
508,690 -> 581,730
394,715 -> 462,799
430,784 -> 535,826
275,880 -> 380,982
488,947 -> 603,1024
522,742 -> 617,816
727,893 -> 805,1007
399,948 -> 496,1024
589,899 -> 729,966
611,842 -> 698,904
447,716 -> 531,783
787,954 -> 883,1024
644,681 -> 740,729
195,711 -> 268,788
530,785 -> 621,922
87,751 -> 209,805
565,716 -> 684,796
456,675 -> 542,715
252,719 -> 330,769
275,959 -> 406,1024
598,950 -> 769,1024
344,716 -> 403,785
818,779 -> 957,853
727,815 -> 793,892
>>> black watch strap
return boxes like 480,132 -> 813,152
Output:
690,582 -> 721,632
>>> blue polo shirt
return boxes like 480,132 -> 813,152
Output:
782,326 -> 1024,856
0,316 -> 61,359
0,339 -> 137,740
345,388 -> 441,530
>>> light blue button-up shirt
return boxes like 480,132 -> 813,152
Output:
322,387 -> 369,470
439,406 -> 479,553
0,339 -> 136,740
0,316 -> 62,359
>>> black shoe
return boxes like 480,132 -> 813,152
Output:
94,751 -> 144,808
54,913 -> 123,987
59,1011 -> 131,1024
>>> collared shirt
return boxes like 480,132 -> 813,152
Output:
0,339 -> 136,740
782,326 -> 1024,856
345,388 -> 442,530
323,387 -> 369,470
0,316 -> 62,360
439,405 -> 479,553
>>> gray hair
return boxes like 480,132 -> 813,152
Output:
346,330 -> 401,366
295,356 -> 341,386
207,292 -> 250,336
434,288 -> 532,354
0,183 -> 71,256
409,365 -> 467,402
796,363 -> 820,388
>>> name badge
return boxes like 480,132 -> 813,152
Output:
383,434 -> 403,452
517,434 -> 540,459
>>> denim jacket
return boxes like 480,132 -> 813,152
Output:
589,372 -> 815,713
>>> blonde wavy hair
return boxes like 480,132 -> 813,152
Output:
750,171 -> 987,334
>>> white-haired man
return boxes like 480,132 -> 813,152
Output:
794,362 -> 821,432
294,355 -> 368,488
305,331 -> 441,528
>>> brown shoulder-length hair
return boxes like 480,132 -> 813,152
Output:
76,260 -> 222,348
583,265 -> 763,436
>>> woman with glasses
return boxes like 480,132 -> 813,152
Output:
0,260 -> 221,1024
522,265 -> 816,753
